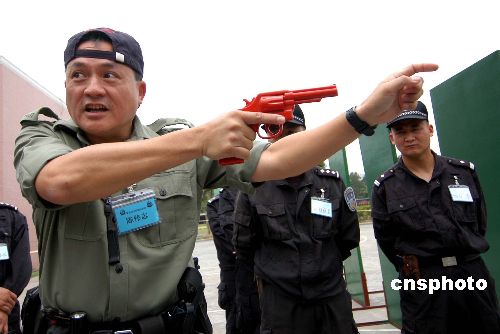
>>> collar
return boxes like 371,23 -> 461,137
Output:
54,116 -> 155,144
395,151 -> 445,180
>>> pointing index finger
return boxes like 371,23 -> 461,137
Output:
240,110 -> 287,125
396,63 -> 439,78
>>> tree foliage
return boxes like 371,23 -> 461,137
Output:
349,172 -> 368,198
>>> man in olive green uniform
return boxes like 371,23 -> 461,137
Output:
13,27 -> 436,334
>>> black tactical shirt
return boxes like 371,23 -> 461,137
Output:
371,153 -> 488,267
233,167 -> 359,301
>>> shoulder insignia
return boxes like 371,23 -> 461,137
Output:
374,169 -> 395,187
0,202 -> 18,211
344,187 -> 357,212
207,195 -> 220,204
148,118 -> 194,134
446,157 -> 475,171
314,168 -> 340,179
21,107 -> 60,124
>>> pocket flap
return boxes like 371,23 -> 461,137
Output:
387,197 -> 417,214
255,203 -> 285,217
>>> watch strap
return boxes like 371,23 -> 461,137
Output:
345,106 -> 377,136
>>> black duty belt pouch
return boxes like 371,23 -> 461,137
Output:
21,286 -> 44,334
402,255 -> 421,280
177,266 -> 213,334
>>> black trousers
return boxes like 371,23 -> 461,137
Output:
256,278 -> 358,334
400,258 -> 500,334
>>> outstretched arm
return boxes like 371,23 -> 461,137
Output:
252,63 -> 438,182
26,111 -> 285,205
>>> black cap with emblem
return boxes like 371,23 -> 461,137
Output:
386,101 -> 428,128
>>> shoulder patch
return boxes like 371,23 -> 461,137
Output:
344,187 -> 357,212
314,168 -> 340,179
374,169 -> 395,187
21,107 -> 60,124
0,202 -> 18,211
446,157 -> 475,171
207,195 -> 220,204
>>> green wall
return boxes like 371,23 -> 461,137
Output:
430,50 -> 500,300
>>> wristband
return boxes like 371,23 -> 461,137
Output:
345,106 -> 377,136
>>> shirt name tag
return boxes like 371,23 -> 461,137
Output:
0,243 -> 9,261
109,188 -> 160,235
311,197 -> 332,218
448,185 -> 473,202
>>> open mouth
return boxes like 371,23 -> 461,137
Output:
85,104 -> 108,113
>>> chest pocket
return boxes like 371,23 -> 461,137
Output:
449,183 -> 479,228
0,218 -> 12,247
312,198 -> 340,239
218,199 -> 235,231
387,197 -> 424,231
256,203 -> 291,240
63,201 -> 106,241
136,170 -> 195,247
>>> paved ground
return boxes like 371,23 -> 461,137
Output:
21,222 -> 400,333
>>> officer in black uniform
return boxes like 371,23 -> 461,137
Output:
233,106 -> 360,334
0,203 -> 32,334
371,101 -> 500,333
207,188 -> 260,334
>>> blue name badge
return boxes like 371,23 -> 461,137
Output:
109,188 -> 160,235
311,197 -> 333,218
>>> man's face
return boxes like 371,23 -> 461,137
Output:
65,40 -> 146,144
268,123 -> 306,143
389,119 -> 433,158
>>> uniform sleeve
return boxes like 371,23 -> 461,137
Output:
232,192 -> 257,264
371,185 -> 399,269
197,141 -> 270,194
14,121 -> 73,209
232,191 -> 259,313
4,211 -> 32,296
471,170 -> 488,236
336,181 -> 360,260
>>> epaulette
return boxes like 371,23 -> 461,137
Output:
315,168 -> 340,178
21,107 -> 60,125
446,157 -> 475,171
148,118 -> 194,135
373,169 -> 395,187
0,202 -> 18,211
207,195 -> 220,204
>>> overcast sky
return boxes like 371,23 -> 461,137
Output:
1,0 -> 498,175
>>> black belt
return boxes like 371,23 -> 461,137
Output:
43,301 -> 194,334
415,254 -> 480,267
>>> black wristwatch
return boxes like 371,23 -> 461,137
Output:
345,106 -> 377,136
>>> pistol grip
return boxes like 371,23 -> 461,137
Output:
219,157 -> 244,165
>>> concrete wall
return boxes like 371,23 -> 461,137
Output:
0,56 -> 67,271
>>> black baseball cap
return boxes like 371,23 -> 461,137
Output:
64,28 -> 144,79
386,101 -> 429,128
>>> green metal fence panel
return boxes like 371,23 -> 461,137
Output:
430,50 -> 500,300
359,127 -> 401,326
329,149 -> 367,306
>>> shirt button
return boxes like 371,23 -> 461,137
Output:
400,204 -> 404,208
159,189 -> 167,196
